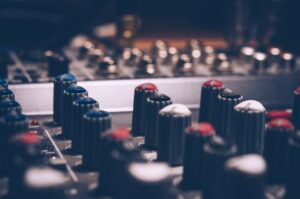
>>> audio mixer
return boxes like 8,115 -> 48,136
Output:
0,38 -> 300,199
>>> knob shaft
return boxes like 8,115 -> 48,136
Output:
62,85 -> 87,138
145,92 -> 172,149
157,104 -> 192,166
71,97 -> 99,153
182,122 -> 215,190
82,109 -> 111,170
199,80 -> 225,128
53,74 -> 76,125
131,83 -> 158,136
264,118 -> 294,184
233,100 -> 266,154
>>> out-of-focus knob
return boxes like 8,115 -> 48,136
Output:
0,100 -> 21,117
292,87 -> 300,131
0,89 -> 15,101
0,79 -> 8,89
157,104 -> 192,166
46,51 -> 70,77
131,83 -> 158,136
267,109 -> 292,122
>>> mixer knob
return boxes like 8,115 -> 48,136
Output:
202,136 -> 238,199
285,131 -> 300,199
181,122 -> 215,190
222,154 -> 266,199
281,52 -> 295,73
144,92 -> 172,149
0,78 -> 8,89
99,56 -> 118,75
176,54 -> 193,74
233,100 -> 266,154
157,104 -> 192,166
264,118 -> 294,184
71,97 -> 99,153
46,51 -> 70,77
62,85 -> 88,139
0,88 -> 15,101
267,109 -> 292,122
216,88 -> 243,140
253,52 -> 267,74
131,83 -> 158,136
0,100 -> 21,117
53,74 -> 77,125
199,79 -> 225,128
137,55 -> 156,75
82,109 -> 111,170
0,56 -> 8,79
116,162 -> 176,199
78,41 -> 95,59
292,87 -> 300,131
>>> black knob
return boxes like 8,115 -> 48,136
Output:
285,131 -> 300,199
181,122 -> 215,190
46,51 -> 70,77
216,88 -> 243,140
62,85 -> 88,139
71,97 -> 99,153
144,92 -> 172,149
253,52 -> 267,74
0,89 -> 15,101
202,136 -> 238,199
0,100 -> 21,118
292,87 -> 300,131
176,54 -> 193,74
233,100 -> 266,154
116,162 -> 176,199
0,56 -> 8,79
53,74 -> 76,125
131,83 -> 158,136
222,155 -> 267,199
82,109 -> 111,170
157,104 -> 192,166
137,55 -> 156,75
199,80 -> 225,128
0,78 -> 8,89
266,109 -> 292,122
264,118 -> 294,184
99,56 -> 118,75
281,52 -> 295,73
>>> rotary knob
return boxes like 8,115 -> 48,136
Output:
222,155 -> 267,199
216,88 -> 243,140
71,97 -> 99,153
46,51 -> 70,77
0,78 -> 8,89
98,56 -> 118,75
199,80 -> 225,128
292,87 -> 300,131
233,100 -> 266,154
157,104 -> 192,166
0,100 -> 21,117
144,92 -> 172,149
53,74 -> 76,125
267,109 -> 292,122
131,83 -> 158,136
62,85 -> 88,139
82,109 -> 111,170
264,118 -> 294,184
0,88 -> 15,101
202,136 -> 238,199
182,122 -> 215,190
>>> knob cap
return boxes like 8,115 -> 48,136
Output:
62,85 -> 88,139
292,87 -> 300,131
137,55 -> 156,75
222,155 -> 267,199
285,131 -> 300,199
0,89 -> 15,101
0,100 -> 21,117
199,80 -> 225,128
82,109 -> 111,170
71,97 -> 99,153
216,89 -> 243,140
144,92 -> 172,149
267,109 -> 292,122
254,52 -> 267,74
53,74 -> 76,125
264,118 -> 294,184
98,56 -> 118,75
233,100 -> 266,154
0,78 -> 8,89
157,104 -> 192,166
46,51 -> 70,77
182,122 -> 215,190
116,162 -> 176,199
131,83 -> 158,136
202,136 -> 238,199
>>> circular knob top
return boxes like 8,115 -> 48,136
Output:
74,96 -> 98,106
267,118 -> 294,131
267,109 -> 292,121
11,131 -> 40,145
294,87 -> 300,95
136,83 -> 158,91
235,100 -> 265,113
64,85 -> 87,94
85,109 -> 109,118
0,79 -> 8,89
0,100 -> 20,109
0,89 -> 14,100
226,154 -> 266,175
203,80 -> 224,88
220,88 -> 242,99
148,92 -> 171,102
54,73 -> 76,82
129,162 -> 170,183
254,52 -> 267,61
108,128 -> 131,141
186,122 -> 215,137
159,104 -> 191,117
